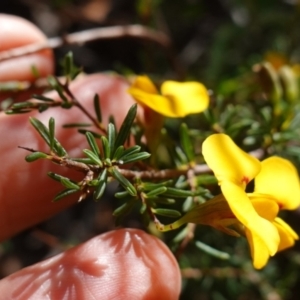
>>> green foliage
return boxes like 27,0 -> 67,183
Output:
6,2 -> 300,297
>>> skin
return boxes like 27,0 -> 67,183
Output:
0,13 -> 54,82
0,14 -> 181,299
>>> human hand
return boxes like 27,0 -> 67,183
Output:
0,14 -> 181,299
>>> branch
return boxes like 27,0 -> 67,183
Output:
0,25 -> 185,78
20,146 -> 264,181
0,25 -> 172,62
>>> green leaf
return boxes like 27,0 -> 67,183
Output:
175,146 -> 188,164
142,180 -> 173,191
31,65 -> 40,78
10,102 -> 35,109
48,172 -> 80,190
63,123 -> 91,128
108,115 -> 116,131
60,102 -> 73,109
172,226 -> 189,243
6,109 -> 32,114
101,136 -> 110,159
78,129 -> 101,138
53,188 -> 79,202
48,172 -> 70,183
94,181 -> 106,201
32,94 -> 55,102
110,167 -> 137,196
180,123 -> 194,162
119,145 -> 141,159
29,117 -> 67,157
195,240 -> 230,260
38,104 -> 49,112
153,198 -> 175,205
49,117 -> 55,152
196,175 -> 218,185
69,157 -> 94,164
82,149 -> 103,166
144,186 -> 167,198
114,104 -> 137,148
113,198 -> 136,216
88,179 -> 100,186
115,190 -> 130,199
47,76 -> 69,103
93,94 -> 102,123
153,208 -> 181,218
30,117 -> 51,146
140,203 -> 147,214
25,152 -> 48,162
120,152 -> 150,164
94,169 -> 108,201
60,178 -> 80,190
182,196 -> 193,212
64,51 -> 73,77
107,123 -> 116,158
112,145 -> 125,161
163,187 -> 203,198
62,51 -> 81,80
86,132 -> 100,156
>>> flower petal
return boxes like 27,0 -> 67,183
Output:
160,81 -> 209,117
129,75 -> 158,94
202,134 -> 261,187
245,228 -> 272,269
128,76 -> 209,117
221,181 -> 279,256
128,88 -> 174,116
273,217 -> 299,251
254,157 -> 300,210
249,194 -> 279,221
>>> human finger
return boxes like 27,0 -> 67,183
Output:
0,228 -> 181,300
0,73 -> 137,241
0,13 -> 54,83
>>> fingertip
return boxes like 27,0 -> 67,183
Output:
93,228 -> 182,300
0,13 -> 54,82
0,229 -> 181,300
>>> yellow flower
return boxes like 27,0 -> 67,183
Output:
127,75 -> 209,117
157,134 -> 300,269
202,133 -> 300,268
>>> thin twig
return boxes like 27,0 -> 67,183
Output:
119,164 -> 211,180
0,25 -> 171,62
0,25 -> 184,79
59,80 -> 107,133
19,146 -> 264,180
174,168 -> 197,259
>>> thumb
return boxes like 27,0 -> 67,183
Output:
0,228 -> 181,300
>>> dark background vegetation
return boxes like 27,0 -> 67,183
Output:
1,1 -> 300,299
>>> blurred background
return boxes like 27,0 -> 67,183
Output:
1,1 -> 300,299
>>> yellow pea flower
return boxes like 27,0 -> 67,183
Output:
127,75 -> 209,117
157,193 -> 284,269
202,134 -> 300,268
157,133 -> 300,269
